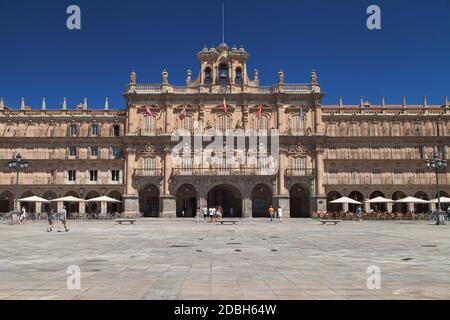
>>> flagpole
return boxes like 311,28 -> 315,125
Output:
222,2 -> 225,44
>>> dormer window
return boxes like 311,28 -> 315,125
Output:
235,67 -> 243,85
204,67 -> 212,85
218,63 -> 229,85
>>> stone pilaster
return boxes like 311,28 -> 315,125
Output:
124,146 -> 139,216
273,195 -> 290,218
243,196 -> 252,218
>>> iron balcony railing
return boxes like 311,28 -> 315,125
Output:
172,167 -> 278,176
134,168 -> 163,177
285,168 -> 316,177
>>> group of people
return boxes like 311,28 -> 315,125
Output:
197,206 -> 224,222
17,206 -> 69,232
268,205 -> 283,223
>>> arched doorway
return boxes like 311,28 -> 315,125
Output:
85,191 -> 100,214
348,191 -> 364,212
176,184 -> 197,217
107,191 -> 123,213
369,191 -> 387,213
392,191 -> 407,213
42,191 -> 58,212
0,190 -> 14,212
208,184 -> 243,218
290,184 -> 310,217
139,184 -> 160,217
414,191 -> 429,213
251,184 -> 272,218
326,191 -> 342,212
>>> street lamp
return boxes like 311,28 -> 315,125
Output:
8,153 -> 29,213
426,154 -> 448,225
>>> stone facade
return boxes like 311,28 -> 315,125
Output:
1,44 -> 449,217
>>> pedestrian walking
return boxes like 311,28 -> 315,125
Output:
208,207 -> 214,222
268,205 -> 275,223
195,207 -> 201,222
46,209 -> 55,232
202,206 -> 208,221
356,206 -> 363,221
19,206 -> 27,224
277,206 -> 283,223
58,206 -> 69,232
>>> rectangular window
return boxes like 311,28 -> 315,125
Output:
113,125 -> 121,137
89,170 -> 98,182
112,146 -> 121,158
327,123 -> 336,137
111,170 -> 120,182
393,170 -> 402,184
69,124 -> 78,136
372,169 -> 381,184
69,146 -> 77,156
437,146 -> 445,159
91,146 -> 99,157
68,170 -> 76,182
418,146 -> 424,160
91,124 -> 99,136
290,115 -> 304,135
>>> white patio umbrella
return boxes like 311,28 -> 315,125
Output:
330,196 -> 362,212
18,196 -> 50,215
395,196 -> 429,213
50,195 -> 85,202
365,196 -> 394,203
428,197 -> 450,204
86,196 -> 121,215
18,196 -> 50,203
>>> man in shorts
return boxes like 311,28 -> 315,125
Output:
47,209 -> 55,232
58,206 -> 69,232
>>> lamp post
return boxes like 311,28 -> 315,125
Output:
426,154 -> 448,225
8,153 -> 29,214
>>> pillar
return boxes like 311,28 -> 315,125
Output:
161,146 -> 176,218
36,202 -> 42,214
407,202 -> 414,213
100,201 -> 107,216
314,101 -> 323,135
311,148 -> 327,213
429,202 -> 436,212
123,146 -> 139,216
386,202 -> 393,213
364,200 -> 370,213
342,202 -> 349,213
243,196 -> 252,218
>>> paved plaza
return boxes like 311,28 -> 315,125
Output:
0,218 -> 449,300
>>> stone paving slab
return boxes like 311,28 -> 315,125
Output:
0,219 -> 449,300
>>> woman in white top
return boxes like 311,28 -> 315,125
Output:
277,207 -> 283,223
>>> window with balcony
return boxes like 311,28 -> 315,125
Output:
90,124 -> 99,136
372,169 -> 381,184
290,115 -> 304,135
216,115 -> 231,132
327,123 -> 336,136
255,116 -> 269,131
143,115 -> 157,135
291,157 -> 307,175
112,146 -> 122,159
89,170 -> 98,182
68,170 -> 76,182
349,123 -> 360,136
69,146 -> 77,157
111,170 -> 120,182
393,170 -> 402,184
68,124 -> 78,136
350,170 -> 360,184
91,146 -> 99,157
178,116 -> 193,132
112,125 -> 121,137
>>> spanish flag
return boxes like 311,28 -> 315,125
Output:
256,104 -> 263,118
223,98 -> 228,114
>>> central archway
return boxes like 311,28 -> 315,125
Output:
251,184 -> 273,218
207,184 -> 242,218
290,184 -> 311,217
176,184 -> 197,217
139,184 -> 160,217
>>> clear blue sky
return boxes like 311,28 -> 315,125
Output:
0,0 -> 449,109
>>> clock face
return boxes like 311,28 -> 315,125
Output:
219,85 -> 228,94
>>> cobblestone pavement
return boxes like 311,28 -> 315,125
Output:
0,219 -> 449,300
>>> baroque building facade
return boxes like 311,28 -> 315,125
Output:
1,43 -> 449,217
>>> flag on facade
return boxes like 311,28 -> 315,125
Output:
143,105 -> 154,117
223,98 -> 228,114
178,106 -> 187,120
256,104 -> 263,118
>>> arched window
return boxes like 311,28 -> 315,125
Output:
204,67 -> 212,85
235,67 -> 243,85
218,63 -> 229,84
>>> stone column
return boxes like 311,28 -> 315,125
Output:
36,202 -> 42,214
243,196 -> 252,218
123,146 -> 139,216
161,146 -> 176,218
364,200 -> 370,213
79,201 -> 85,215
274,148 -> 290,217
429,202 -> 436,212
386,202 -> 393,213
342,202 -> 349,213
407,202 -> 414,213
311,148 -> 327,213
165,104 -> 172,133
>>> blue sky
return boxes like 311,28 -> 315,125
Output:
0,0 -> 449,109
